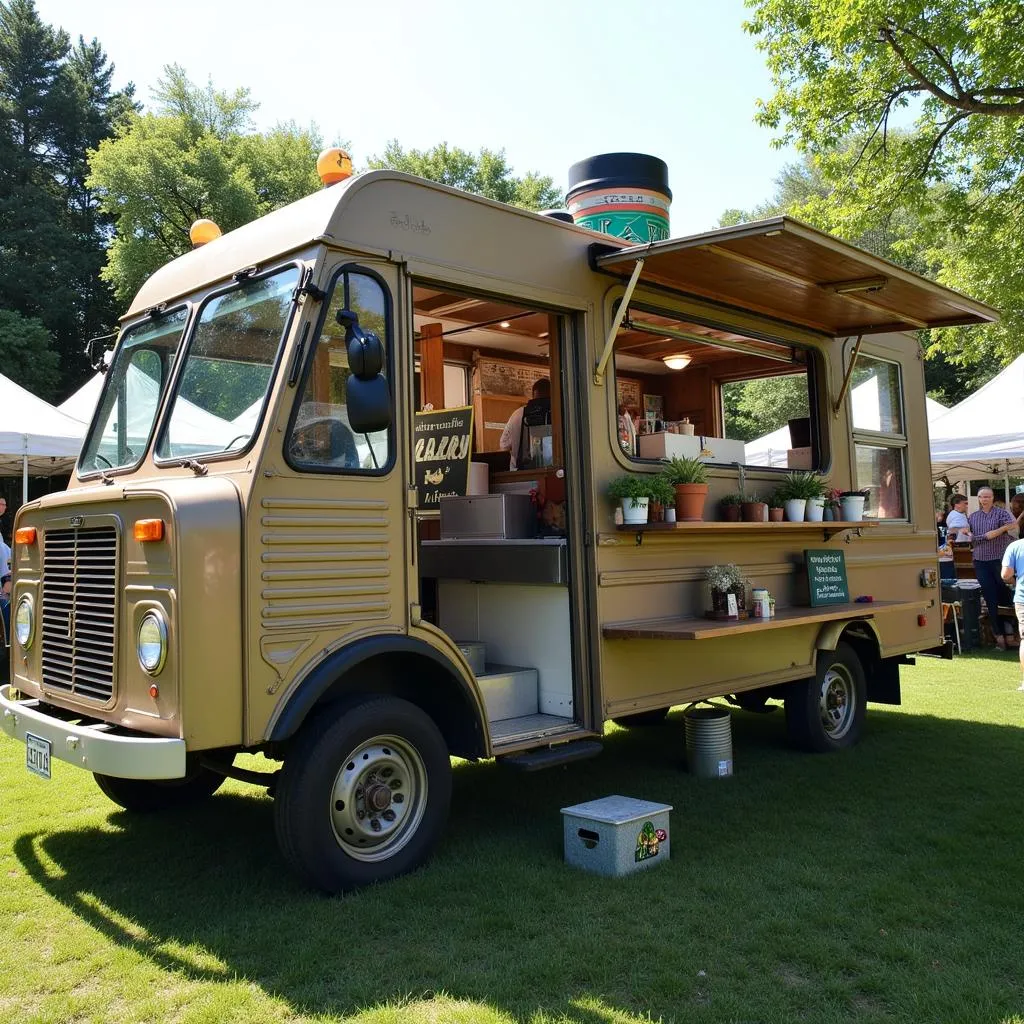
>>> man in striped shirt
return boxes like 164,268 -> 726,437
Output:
968,487 -> 1024,649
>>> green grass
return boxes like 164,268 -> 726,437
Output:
3,651 -> 1024,1023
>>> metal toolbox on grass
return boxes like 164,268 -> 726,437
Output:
561,795 -> 673,877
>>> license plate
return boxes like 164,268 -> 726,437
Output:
25,732 -> 51,780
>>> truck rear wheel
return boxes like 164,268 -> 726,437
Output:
785,642 -> 866,752
94,764 -> 225,812
274,695 -> 451,894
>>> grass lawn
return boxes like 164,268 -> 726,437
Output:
3,650 -> 1024,1024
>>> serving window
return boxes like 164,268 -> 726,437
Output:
849,354 -> 907,520
612,306 -> 818,470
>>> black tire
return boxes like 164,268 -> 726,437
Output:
94,762 -> 226,812
274,695 -> 451,894
612,708 -> 670,727
785,642 -> 866,752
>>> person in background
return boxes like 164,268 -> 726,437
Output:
0,573 -> 10,640
1001,537 -> 1024,689
968,486 -> 1023,649
945,493 -> 972,544
0,496 -> 10,573
499,377 -> 550,471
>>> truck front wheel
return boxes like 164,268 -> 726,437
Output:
93,763 -> 225,812
274,695 -> 451,894
785,642 -> 866,752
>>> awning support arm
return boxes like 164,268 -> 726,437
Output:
833,334 -> 864,417
594,258 -> 644,386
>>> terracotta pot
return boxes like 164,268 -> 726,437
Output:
674,483 -> 708,522
650,500 -> 664,523
721,504 -> 741,522
741,501 -> 767,523
769,507 -> 784,522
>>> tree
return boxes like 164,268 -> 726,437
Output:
722,374 -> 809,442
0,0 -> 135,394
0,310 -> 60,398
745,0 -> 1024,364
88,65 -> 322,303
366,141 -> 562,211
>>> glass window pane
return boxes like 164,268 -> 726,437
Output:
855,444 -> 907,519
851,355 -> 903,435
158,268 -> 299,460
80,309 -> 188,473
288,272 -> 391,472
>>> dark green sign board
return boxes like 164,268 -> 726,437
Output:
804,549 -> 850,607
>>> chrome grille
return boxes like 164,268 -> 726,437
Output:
41,526 -> 117,701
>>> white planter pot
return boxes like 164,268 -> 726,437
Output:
621,496 -> 650,525
805,497 -> 825,522
840,495 -> 866,521
784,498 -> 807,522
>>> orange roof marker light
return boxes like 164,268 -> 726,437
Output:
134,519 -> 165,542
317,147 -> 353,187
15,527 -> 36,546
189,219 -> 222,247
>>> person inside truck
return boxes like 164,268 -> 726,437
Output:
499,377 -> 550,470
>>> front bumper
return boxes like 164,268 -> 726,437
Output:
0,684 -> 186,779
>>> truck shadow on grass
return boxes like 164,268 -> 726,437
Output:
14,702 -> 1024,1023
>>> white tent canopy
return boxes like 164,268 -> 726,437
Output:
929,354 -> 1024,482
745,386 -> 946,467
0,374 -> 88,498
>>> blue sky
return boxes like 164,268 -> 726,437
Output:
36,0 -> 797,233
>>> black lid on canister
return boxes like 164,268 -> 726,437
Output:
539,209 -> 574,222
567,152 -> 671,201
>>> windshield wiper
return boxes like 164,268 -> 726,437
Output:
174,459 -> 209,476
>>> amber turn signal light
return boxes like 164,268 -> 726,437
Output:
134,519 -> 165,542
14,527 -> 36,545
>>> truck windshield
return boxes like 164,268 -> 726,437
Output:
79,308 -> 190,474
156,266 -> 300,461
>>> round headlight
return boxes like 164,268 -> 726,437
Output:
14,595 -> 33,648
137,611 -> 167,675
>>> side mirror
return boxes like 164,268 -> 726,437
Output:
336,308 -> 392,433
336,308 -> 384,380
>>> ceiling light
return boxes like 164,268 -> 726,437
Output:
500,321 -> 511,328
662,353 -> 692,371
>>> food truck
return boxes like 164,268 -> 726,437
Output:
0,152 -> 996,892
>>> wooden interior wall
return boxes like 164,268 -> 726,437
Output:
419,322 -> 445,410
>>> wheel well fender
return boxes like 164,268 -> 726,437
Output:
267,635 -> 487,758
815,621 -> 898,704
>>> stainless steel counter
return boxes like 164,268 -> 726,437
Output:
420,538 -> 568,585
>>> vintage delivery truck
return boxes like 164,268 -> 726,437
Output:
0,154 -> 996,892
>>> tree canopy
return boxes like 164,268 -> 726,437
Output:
88,65 -> 323,303
366,141 -> 562,211
745,0 -> 1024,365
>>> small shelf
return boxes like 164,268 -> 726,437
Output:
602,599 -> 925,641
611,520 -> 877,545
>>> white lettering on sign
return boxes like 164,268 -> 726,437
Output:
415,436 -> 470,463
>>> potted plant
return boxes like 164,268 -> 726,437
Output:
608,474 -> 652,525
840,489 -> 869,521
741,492 -> 767,522
768,494 -> 785,522
823,487 -> 842,522
661,455 -> 709,522
775,471 -> 825,522
706,563 -> 748,618
649,475 -> 676,523
719,493 -> 744,522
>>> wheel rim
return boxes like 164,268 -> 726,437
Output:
819,664 -> 856,739
329,734 -> 428,862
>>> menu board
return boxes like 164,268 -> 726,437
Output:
475,356 -> 547,397
617,376 -> 642,411
414,406 -> 474,506
804,549 -> 850,607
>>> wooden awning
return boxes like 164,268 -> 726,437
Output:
593,217 -> 998,335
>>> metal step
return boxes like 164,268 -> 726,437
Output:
498,739 -> 603,772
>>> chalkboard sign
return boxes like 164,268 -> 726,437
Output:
804,549 -> 850,607
414,406 -> 474,507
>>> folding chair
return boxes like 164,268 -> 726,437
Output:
942,600 -> 962,655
